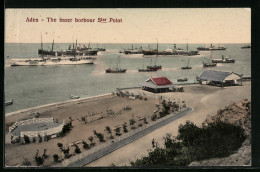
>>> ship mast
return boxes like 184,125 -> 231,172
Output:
155,38 -> 158,65
51,39 -> 54,51
41,33 -> 43,59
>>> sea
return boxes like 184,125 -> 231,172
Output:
4,43 -> 251,114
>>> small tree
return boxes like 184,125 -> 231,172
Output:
62,147 -> 70,159
53,154 -> 60,163
23,135 -> 30,144
32,137 -> 36,143
93,130 -> 98,136
105,126 -> 112,134
44,135 -> 49,142
97,133 -> 105,142
57,143 -> 63,150
88,136 -> 95,147
143,117 -> 148,124
38,134 -> 42,143
82,141 -> 90,149
115,127 -> 121,136
34,150 -> 44,166
122,122 -> 128,133
130,119 -> 136,129
74,145 -> 81,154
81,117 -> 86,123
42,149 -> 48,159
151,114 -> 157,121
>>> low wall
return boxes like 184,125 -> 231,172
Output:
9,118 -> 54,133
20,121 -> 64,138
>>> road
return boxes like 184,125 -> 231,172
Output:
67,108 -> 192,167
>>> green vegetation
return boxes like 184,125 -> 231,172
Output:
53,154 -> 60,163
151,114 -> 157,121
131,120 -> 246,167
122,122 -> 128,133
74,144 -> 81,154
34,150 -> 44,166
82,141 -> 90,149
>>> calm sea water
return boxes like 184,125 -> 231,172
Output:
4,43 -> 251,113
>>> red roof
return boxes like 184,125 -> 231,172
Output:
151,77 -> 173,86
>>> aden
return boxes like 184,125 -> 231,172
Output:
26,17 -> 38,22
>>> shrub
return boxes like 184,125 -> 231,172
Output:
151,114 -> 157,121
115,127 -> 121,136
57,143 -> 63,149
82,141 -> 90,149
74,145 -> 81,154
53,154 -> 59,163
131,121 -> 246,167
42,149 -> 48,159
32,137 -> 36,143
93,130 -> 98,136
105,126 -> 112,134
38,134 -> 42,143
34,150 -> 44,166
23,135 -> 30,144
62,147 -> 70,159
97,133 -> 105,142
122,122 -> 128,133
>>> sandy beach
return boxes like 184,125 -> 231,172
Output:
5,81 -> 251,167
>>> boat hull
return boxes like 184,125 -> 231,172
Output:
10,58 -> 94,66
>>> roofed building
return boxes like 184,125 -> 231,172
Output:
141,77 -> 174,93
196,70 -> 243,87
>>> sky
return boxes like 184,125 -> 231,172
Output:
5,8 -> 251,43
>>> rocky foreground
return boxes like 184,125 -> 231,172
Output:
189,99 -> 251,166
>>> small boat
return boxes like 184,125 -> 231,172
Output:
181,58 -> 192,69
146,65 -> 162,70
5,99 -> 13,106
177,78 -> 188,82
241,45 -> 251,49
69,95 -> 80,99
203,52 -> 217,67
181,66 -> 192,70
138,68 -> 158,72
106,55 -> 127,73
203,62 -> 217,67
106,68 -> 127,73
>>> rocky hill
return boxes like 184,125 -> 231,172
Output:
189,99 -> 251,166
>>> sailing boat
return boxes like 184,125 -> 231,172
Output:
106,55 -> 127,73
146,39 -> 162,70
181,58 -> 192,69
203,51 -> 217,67
138,59 -> 158,72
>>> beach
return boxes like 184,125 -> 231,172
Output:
5,81 -> 251,167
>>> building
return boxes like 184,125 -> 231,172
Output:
141,77 -> 175,93
196,70 -> 243,87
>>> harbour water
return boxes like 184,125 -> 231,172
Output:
4,43 -> 251,113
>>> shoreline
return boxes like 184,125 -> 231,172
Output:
5,93 -> 112,117
6,80 -> 251,117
